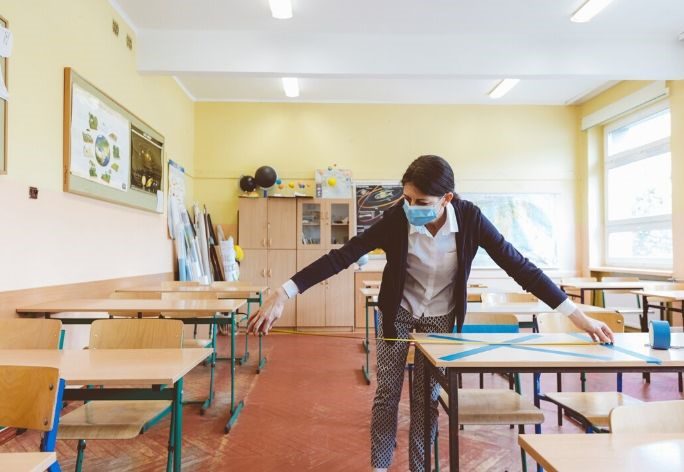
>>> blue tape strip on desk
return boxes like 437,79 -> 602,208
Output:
429,334 -> 542,362
506,344 -> 613,361
569,333 -> 662,365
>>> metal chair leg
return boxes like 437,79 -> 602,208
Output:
75,440 -> 86,472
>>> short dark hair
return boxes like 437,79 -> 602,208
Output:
401,155 -> 455,197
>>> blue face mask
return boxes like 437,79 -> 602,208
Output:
403,199 -> 441,226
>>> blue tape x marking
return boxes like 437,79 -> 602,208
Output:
429,334 -> 541,362
569,333 -> 662,365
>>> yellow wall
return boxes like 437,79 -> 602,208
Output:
194,102 -> 581,273
577,80 -> 684,278
0,0 -> 194,291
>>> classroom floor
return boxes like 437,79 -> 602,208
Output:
3,331 -> 683,471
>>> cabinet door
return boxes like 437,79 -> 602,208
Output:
326,266 -> 354,327
239,249 -> 268,288
267,198 -> 297,249
297,199 -> 326,250
327,199 -> 354,249
238,198 -> 268,249
295,250 -> 326,327
267,250 -> 297,327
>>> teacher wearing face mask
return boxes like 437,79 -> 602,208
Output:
248,155 -> 614,472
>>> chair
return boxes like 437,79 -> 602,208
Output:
0,319 -> 63,349
481,292 -> 539,330
560,277 -> 597,304
535,311 -> 641,432
0,365 -> 65,472
434,313 -> 544,472
211,281 -> 257,368
609,400 -> 684,433
600,277 -> 644,330
58,318 -> 183,472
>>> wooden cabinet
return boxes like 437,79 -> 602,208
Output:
297,199 -> 354,250
238,198 -> 296,249
239,197 -> 355,329
241,249 -> 296,327
297,249 -> 354,328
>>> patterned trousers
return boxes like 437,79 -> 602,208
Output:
371,306 -> 453,471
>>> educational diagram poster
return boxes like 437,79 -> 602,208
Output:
131,126 -> 163,194
355,183 -> 403,236
315,167 -> 353,198
69,83 -> 130,191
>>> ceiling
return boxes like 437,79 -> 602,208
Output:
112,0 -> 684,104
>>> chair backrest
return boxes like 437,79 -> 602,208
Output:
481,292 -> 537,304
162,281 -> 200,289
89,319 -> 183,349
0,365 -> 62,431
461,313 -> 519,334
537,311 -> 624,333
610,400 -> 684,433
0,319 -> 62,349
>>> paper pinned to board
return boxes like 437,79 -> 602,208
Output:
0,26 -> 12,58
156,190 -> 164,213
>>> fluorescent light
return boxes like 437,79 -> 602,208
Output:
269,0 -> 293,19
571,0 -> 614,23
282,77 -> 299,98
488,79 -> 520,99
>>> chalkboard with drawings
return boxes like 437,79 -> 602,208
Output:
355,183 -> 404,236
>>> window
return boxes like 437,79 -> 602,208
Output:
604,102 -> 672,269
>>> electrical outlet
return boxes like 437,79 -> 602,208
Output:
29,186 -> 38,199
112,20 -> 119,36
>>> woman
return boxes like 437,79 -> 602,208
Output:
248,155 -> 613,472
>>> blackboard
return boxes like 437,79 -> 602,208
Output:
355,183 -> 403,236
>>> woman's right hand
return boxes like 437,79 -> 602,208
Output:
247,287 -> 288,335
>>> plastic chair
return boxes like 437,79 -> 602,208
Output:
609,400 -> 684,433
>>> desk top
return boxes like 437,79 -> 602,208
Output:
560,281 -> 658,290
411,332 -> 684,368
632,289 -> 684,302
361,280 -> 381,287
0,348 -> 211,385
117,283 -> 267,295
16,298 -> 245,316
0,452 -> 57,472
467,302 -> 611,314
519,433 -> 684,472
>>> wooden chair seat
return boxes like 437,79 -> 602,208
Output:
59,400 -> 171,440
544,392 -> 642,429
183,338 -> 212,348
0,452 -> 57,472
439,388 -> 544,425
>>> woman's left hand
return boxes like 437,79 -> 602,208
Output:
568,310 -> 615,343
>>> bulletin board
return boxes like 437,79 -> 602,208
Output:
63,68 -> 164,212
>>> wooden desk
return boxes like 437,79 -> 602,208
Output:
519,433 -> 684,472
116,283 -> 269,371
632,289 -> 684,332
0,348 -> 211,472
16,298 -> 246,434
0,452 -> 57,472
411,332 -> 684,471
560,281 -> 658,305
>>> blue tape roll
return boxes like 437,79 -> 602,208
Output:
649,320 -> 671,350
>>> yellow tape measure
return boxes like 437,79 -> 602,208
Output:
268,329 -> 602,346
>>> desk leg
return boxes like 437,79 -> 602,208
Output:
225,313 -> 245,433
448,368 -> 460,472
641,296 -> 651,383
257,293 -> 267,373
239,301 -> 250,365
201,315 -> 218,413
580,288 -> 586,305
172,378 -> 184,472
361,299 -> 371,384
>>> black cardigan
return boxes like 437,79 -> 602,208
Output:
291,198 -> 568,339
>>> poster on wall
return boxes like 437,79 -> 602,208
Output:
463,193 -> 559,268
355,182 -> 403,236
69,83 -> 131,191
315,167 -> 353,198
131,126 -> 163,194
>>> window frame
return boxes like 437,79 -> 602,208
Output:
602,100 -> 672,270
